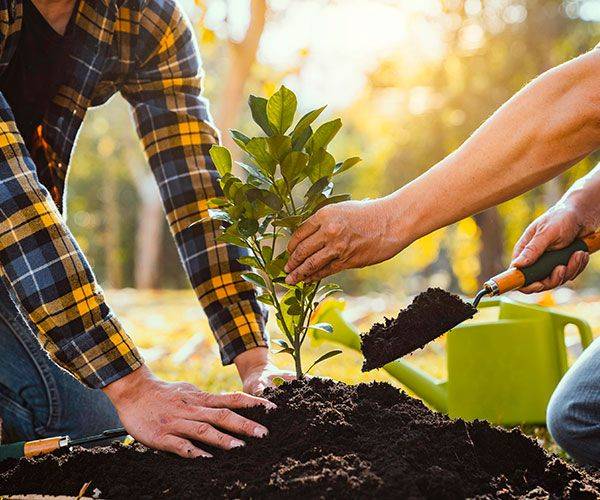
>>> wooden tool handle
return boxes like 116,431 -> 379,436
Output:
24,436 -> 64,457
485,231 -> 600,295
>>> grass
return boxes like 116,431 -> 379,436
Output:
105,288 -> 600,458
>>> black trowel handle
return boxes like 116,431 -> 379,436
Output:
484,231 -> 600,295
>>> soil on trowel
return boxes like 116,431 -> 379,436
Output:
361,287 -> 477,371
1,378 -> 598,499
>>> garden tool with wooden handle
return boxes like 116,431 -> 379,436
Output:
373,230 -> 600,361
0,427 -> 128,462
472,231 -> 600,306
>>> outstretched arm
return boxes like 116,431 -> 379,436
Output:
285,48 -> 600,284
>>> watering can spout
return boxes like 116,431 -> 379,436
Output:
313,300 -> 448,413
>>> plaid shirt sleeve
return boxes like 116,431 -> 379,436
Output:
120,0 -> 268,364
0,98 -> 143,388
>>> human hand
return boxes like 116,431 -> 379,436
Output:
234,347 -> 296,395
284,199 -> 402,284
511,202 -> 594,293
102,365 -> 275,458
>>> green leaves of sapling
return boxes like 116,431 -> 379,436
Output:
307,148 -> 336,182
209,146 -> 232,176
241,272 -> 267,289
267,85 -> 297,134
246,137 -> 276,176
206,85 -> 354,378
334,156 -> 361,176
306,118 -> 342,154
249,95 -> 273,136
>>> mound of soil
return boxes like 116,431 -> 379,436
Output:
1,378 -> 598,499
361,287 -> 477,371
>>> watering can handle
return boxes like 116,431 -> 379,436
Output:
550,311 -> 593,375
551,312 -> 594,350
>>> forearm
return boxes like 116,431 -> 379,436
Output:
387,49 -> 600,248
121,0 -> 268,366
0,104 -> 142,388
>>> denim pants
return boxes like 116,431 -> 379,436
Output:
0,281 -> 121,443
547,335 -> 600,466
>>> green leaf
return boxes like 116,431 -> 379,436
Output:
257,293 -> 274,306
216,233 -> 249,248
238,218 -> 259,237
266,85 -> 297,134
291,106 -> 326,142
272,215 -> 304,228
267,135 -> 292,162
230,129 -> 250,150
292,125 -> 312,151
287,302 -> 303,316
304,176 -> 330,201
272,376 -> 286,386
317,283 -> 342,297
246,138 -> 276,176
241,272 -> 266,288
273,339 -> 290,349
248,95 -> 273,136
246,188 -> 283,212
308,322 -> 334,334
307,148 -> 335,182
237,256 -> 260,267
306,119 -> 342,154
220,174 -> 243,200
283,294 -> 300,306
281,151 -> 309,186
209,145 -> 232,176
261,245 -> 273,262
275,348 -> 295,356
314,193 -> 351,211
208,209 -> 231,223
334,156 -> 361,175
236,162 -> 270,184
266,257 -> 286,278
304,350 -> 343,375
208,197 -> 229,208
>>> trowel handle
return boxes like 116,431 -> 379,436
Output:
484,231 -> 600,295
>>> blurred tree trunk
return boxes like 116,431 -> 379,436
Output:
475,208 -> 505,286
126,151 -> 164,289
216,0 -> 267,152
103,161 -> 122,288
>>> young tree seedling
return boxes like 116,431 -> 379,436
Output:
207,86 -> 360,378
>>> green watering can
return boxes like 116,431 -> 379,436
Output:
314,298 -> 593,425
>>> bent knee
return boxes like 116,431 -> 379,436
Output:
547,390 -> 600,466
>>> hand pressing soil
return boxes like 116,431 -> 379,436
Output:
361,287 -> 477,371
1,378 -> 598,499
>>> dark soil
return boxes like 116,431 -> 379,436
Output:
361,287 -> 477,371
1,378 -> 598,499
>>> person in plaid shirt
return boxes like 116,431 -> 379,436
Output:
0,0 -> 294,458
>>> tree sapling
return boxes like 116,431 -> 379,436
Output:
207,85 -> 360,378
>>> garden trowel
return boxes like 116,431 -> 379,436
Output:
0,427 -> 128,462
362,231 -> 600,369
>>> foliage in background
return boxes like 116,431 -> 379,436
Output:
206,86 -> 360,377
68,0 -> 600,298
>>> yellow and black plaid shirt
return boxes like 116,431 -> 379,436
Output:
0,0 -> 267,388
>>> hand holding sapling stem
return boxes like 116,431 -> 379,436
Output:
207,86 -> 356,378
285,199 -> 400,284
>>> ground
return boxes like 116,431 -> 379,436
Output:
105,288 -> 600,458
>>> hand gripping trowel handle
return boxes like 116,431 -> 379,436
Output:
483,231 -> 600,296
